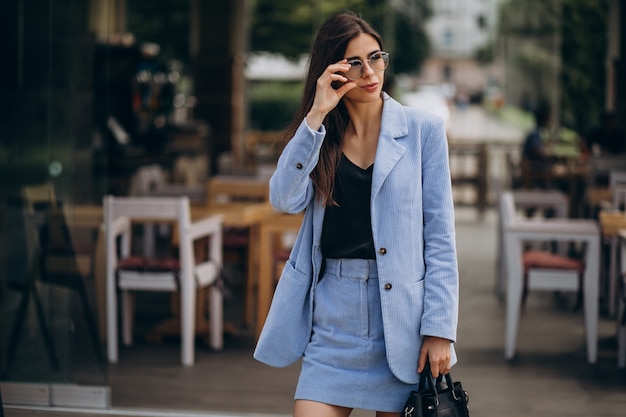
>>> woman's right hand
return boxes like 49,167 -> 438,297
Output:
305,60 -> 356,130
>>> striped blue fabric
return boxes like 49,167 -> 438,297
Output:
254,93 -> 459,386
295,258 -> 419,412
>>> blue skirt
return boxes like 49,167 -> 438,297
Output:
295,258 -> 419,412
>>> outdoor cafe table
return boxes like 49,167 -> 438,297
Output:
599,210 -> 626,316
255,211 -> 304,339
69,201 -> 274,342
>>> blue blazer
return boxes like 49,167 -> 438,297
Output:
253,94 -> 459,384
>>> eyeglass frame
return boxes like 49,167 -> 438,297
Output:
343,51 -> 390,80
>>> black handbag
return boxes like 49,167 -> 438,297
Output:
402,362 -> 470,417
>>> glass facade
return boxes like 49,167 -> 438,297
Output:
1,0 -> 107,387
1,0 -> 205,392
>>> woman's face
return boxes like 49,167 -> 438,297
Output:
341,33 -> 386,103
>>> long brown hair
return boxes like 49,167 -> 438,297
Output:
281,12 -> 384,206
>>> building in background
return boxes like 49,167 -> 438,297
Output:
419,0 -> 506,105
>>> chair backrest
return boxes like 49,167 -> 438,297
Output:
207,176 -> 269,204
128,165 -> 168,196
609,170 -> 626,189
105,196 -> 190,223
610,171 -> 626,210
173,155 -> 208,187
104,196 -> 192,260
22,182 -> 57,212
589,156 -> 626,187
133,164 -> 206,203
613,184 -> 626,211
499,190 -> 570,240
511,189 -> 569,219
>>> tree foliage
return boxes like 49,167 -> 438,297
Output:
498,0 -> 561,114
497,0 -> 608,133
127,0 -> 191,64
560,0 -> 607,133
249,0 -> 431,74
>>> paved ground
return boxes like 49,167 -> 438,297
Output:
4,206 -> 626,417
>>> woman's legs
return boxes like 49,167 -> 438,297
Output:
294,399 -> 352,417
294,400 -> 401,417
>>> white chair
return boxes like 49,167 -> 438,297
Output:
588,156 -> 626,188
104,196 -> 223,366
609,171 -> 626,210
617,229 -> 626,368
500,191 -> 601,363
614,185 -> 626,210
495,189 -> 569,297
585,160 -> 626,217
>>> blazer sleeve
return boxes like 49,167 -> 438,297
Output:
419,116 -> 459,342
269,119 -> 326,214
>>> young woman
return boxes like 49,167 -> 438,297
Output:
254,12 -> 459,417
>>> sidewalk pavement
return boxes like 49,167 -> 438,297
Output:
6,207 -> 626,417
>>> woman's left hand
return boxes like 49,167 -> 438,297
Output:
417,336 -> 451,378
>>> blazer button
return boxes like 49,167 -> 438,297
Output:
384,283 -> 392,291
378,247 -> 387,255
296,163 -> 303,169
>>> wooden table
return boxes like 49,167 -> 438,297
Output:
599,210 -> 626,316
192,202 -> 272,228
255,211 -> 304,339
204,176 -> 271,326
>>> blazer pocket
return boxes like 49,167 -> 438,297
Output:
255,259 -> 312,367
280,259 -> 309,286
409,280 -> 425,336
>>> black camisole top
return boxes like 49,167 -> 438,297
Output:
321,154 -> 376,259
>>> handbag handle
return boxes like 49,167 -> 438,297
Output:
419,361 -> 465,404
405,361 -> 469,417
419,361 -> 438,397
419,361 -> 460,398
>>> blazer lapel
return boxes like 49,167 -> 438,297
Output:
371,95 -> 408,201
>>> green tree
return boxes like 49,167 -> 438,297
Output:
249,0 -> 431,74
386,0 -> 432,74
249,0 -> 331,59
127,0 -> 191,65
498,0 -> 562,114
560,0 -> 607,133
497,0 -> 608,133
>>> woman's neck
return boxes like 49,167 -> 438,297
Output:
342,97 -> 384,169
344,97 -> 383,140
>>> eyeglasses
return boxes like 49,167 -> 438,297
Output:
344,52 -> 390,80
